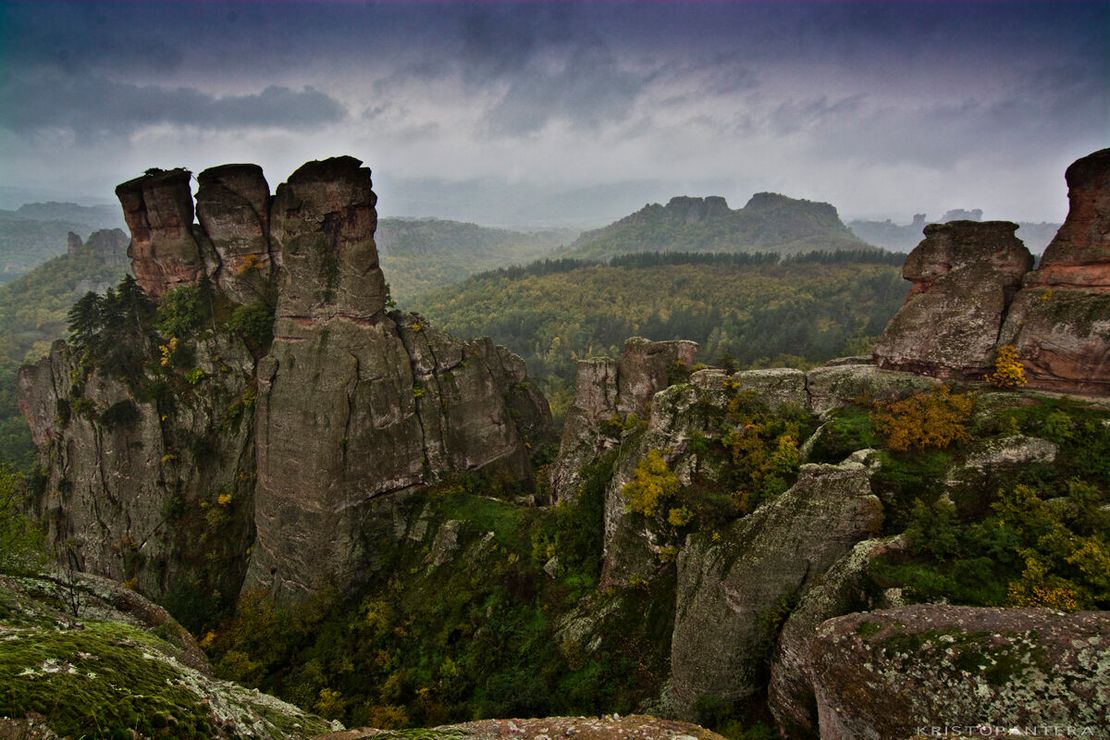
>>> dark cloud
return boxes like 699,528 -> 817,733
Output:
0,74 -> 347,137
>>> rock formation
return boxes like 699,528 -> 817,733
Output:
999,148 -> 1110,393
807,606 -> 1110,738
548,338 -> 697,503
115,168 -> 206,298
66,231 -> 82,255
872,221 -> 1033,379
83,228 -> 130,266
875,148 -> 1110,394
20,156 -> 551,608
669,457 -> 883,714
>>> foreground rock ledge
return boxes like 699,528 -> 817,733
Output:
317,715 -> 725,739
807,605 -> 1110,739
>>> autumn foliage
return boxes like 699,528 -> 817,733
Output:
872,386 -> 973,452
984,344 -> 1027,389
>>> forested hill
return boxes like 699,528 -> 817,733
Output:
0,231 -> 129,467
376,217 -> 576,301
0,202 -> 124,281
412,250 -> 908,413
562,192 -> 873,261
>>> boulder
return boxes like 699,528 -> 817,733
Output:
805,364 -> 941,416
807,606 -> 1110,738
669,457 -> 884,714
768,536 -> 906,738
617,337 -> 699,418
873,221 -> 1033,379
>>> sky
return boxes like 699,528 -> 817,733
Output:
0,0 -> 1107,227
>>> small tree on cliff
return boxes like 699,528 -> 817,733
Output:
985,344 -> 1027,389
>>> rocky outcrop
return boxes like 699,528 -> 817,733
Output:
769,535 -> 905,738
83,228 -> 130,266
871,148 -> 1110,394
999,148 -> 1110,394
242,158 -> 548,603
873,221 -> 1033,379
17,333 -> 258,613
807,606 -> 1110,738
669,457 -> 884,714
195,164 -> 274,303
0,572 -> 337,738
115,168 -> 206,298
22,155 -> 551,610
549,339 -> 696,504
321,715 -> 725,739
66,231 -> 82,256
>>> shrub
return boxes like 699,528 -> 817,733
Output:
225,301 -> 275,350
621,449 -> 678,518
0,467 -> 47,574
97,399 -> 141,429
984,344 -> 1027,389
872,386 -> 972,452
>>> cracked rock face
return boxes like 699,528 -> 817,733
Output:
873,221 -> 1033,379
669,458 -> 884,714
807,606 -> 1110,739
195,163 -> 274,304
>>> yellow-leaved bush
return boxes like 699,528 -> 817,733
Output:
621,449 -> 678,518
872,386 -> 973,452
985,344 -> 1027,389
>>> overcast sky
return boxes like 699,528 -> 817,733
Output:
1,0 -> 1106,226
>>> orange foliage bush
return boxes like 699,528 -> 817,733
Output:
872,386 -> 973,452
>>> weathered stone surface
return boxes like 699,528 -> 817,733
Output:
669,458 -> 884,713
996,150 -> 1110,394
270,156 -> 385,321
873,221 -> 1033,379
734,368 -> 809,410
66,231 -> 82,255
549,339 -> 696,504
245,159 -> 550,602
999,289 -> 1110,394
805,364 -> 941,416
320,715 -> 725,739
547,358 -> 620,503
946,434 -> 1057,487
195,163 -> 273,303
617,337 -> 699,418
769,536 -> 906,738
1026,148 -> 1110,291
115,168 -> 205,298
16,334 -> 257,610
808,606 -> 1110,739
83,228 -> 130,267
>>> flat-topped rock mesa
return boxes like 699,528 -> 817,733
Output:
875,147 -> 1110,394
20,156 -> 552,607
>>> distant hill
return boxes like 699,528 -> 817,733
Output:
0,201 -> 125,281
848,213 -> 1061,254
561,193 -> 874,261
376,217 -> 575,301
413,251 -> 908,414
0,229 -> 129,467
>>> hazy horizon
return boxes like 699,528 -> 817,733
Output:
1,0 -> 1106,228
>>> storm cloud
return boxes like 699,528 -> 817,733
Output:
0,0 -> 1106,225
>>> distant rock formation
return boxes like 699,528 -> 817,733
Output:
66,231 -> 82,255
874,147 -> 1110,395
21,156 -> 552,607
872,221 -> 1033,379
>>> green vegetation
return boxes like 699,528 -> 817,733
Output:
0,245 -> 129,467
0,466 -> 47,574
376,217 -> 572,302
414,256 -> 906,414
